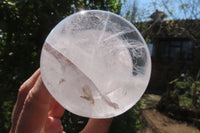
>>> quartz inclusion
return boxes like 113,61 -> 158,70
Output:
40,10 -> 151,118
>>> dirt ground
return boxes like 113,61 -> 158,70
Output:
139,109 -> 200,133
139,94 -> 200,133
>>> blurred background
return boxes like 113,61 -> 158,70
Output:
0,0 -> 200,132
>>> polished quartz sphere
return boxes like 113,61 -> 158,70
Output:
40,10 -> 151,118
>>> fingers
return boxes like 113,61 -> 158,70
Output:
45,117 -> 63,133
48,101 -> 65,119
45,100 -> 65,133
80,118 -> 113,133
15,76 -> 53,133
10,69 -> 40,133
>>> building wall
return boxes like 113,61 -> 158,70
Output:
146,38 -> 199,94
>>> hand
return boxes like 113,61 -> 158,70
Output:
10,69 -> 113,133
10,69 -> 65,133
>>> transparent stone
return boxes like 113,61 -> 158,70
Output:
40,10 -> 151,118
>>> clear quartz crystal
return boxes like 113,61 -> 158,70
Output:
40,10 -> 151,118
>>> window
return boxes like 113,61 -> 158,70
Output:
156,40 -> 194,60
147,43 -> 153,56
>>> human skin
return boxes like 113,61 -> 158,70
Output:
10,69 -> 113,133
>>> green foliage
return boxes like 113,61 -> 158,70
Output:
173,73 -> 200,108
179,95 -> 192,107
61,111 -> 88,133
0,100 -> 14,132
124,10 -> 130,19
0,0 -> 122,132
109,101 -> 142,133
175,76 -> 193,90
157,71 -> 200,126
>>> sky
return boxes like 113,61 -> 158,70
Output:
121,0 -> 200,21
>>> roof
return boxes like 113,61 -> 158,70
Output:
135,19 -> 200,44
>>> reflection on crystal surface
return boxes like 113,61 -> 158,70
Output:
40,10 -> 151,118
